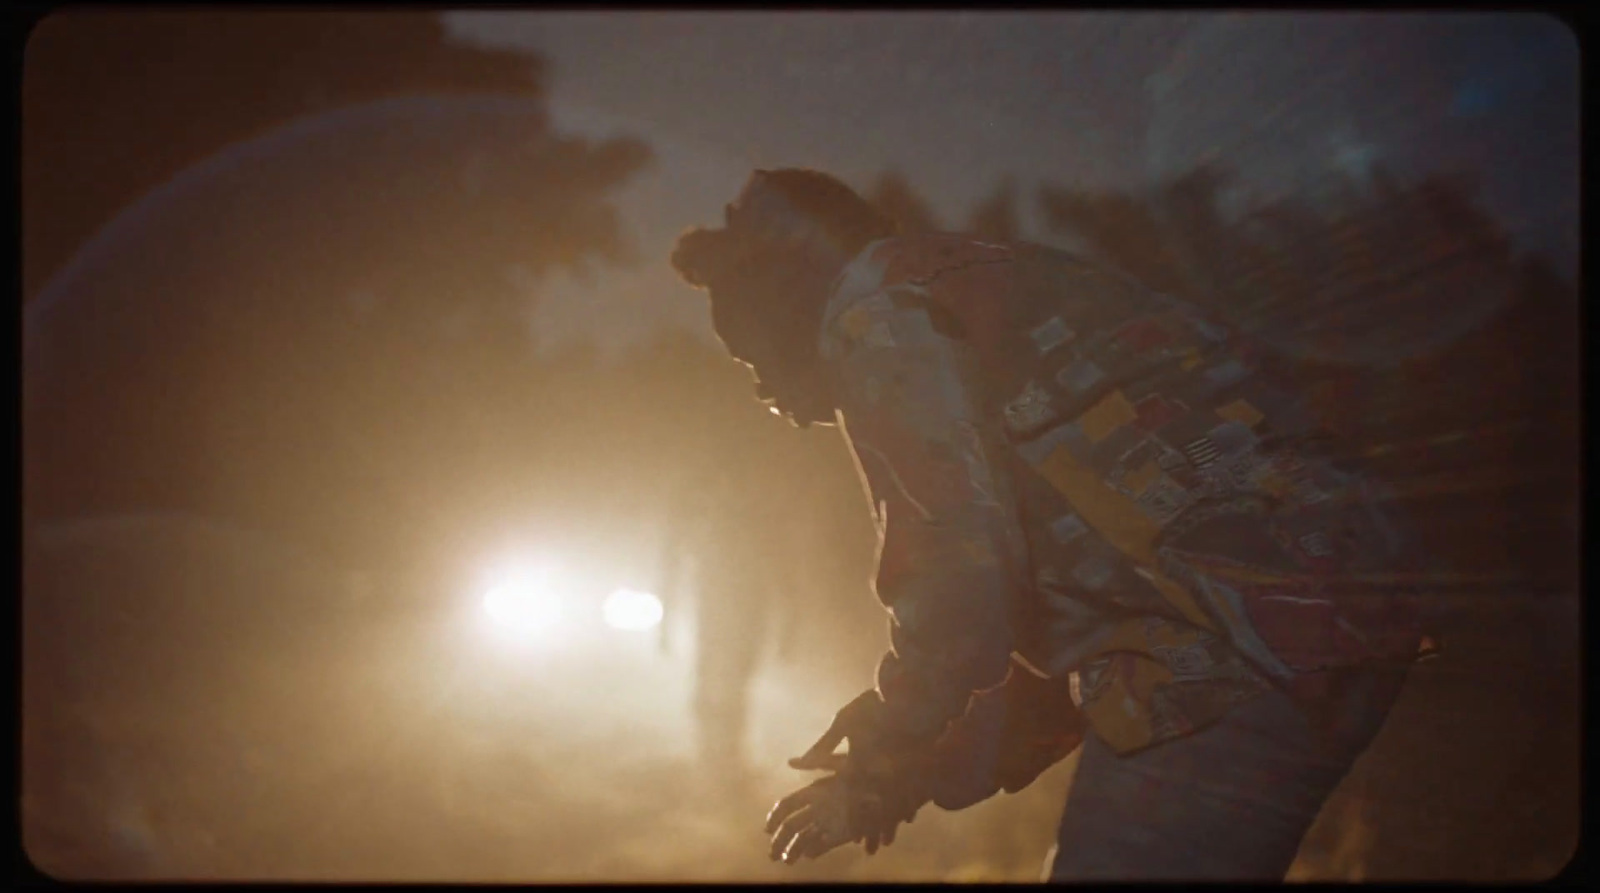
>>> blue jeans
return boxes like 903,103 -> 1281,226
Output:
1047,669 -> 1405,881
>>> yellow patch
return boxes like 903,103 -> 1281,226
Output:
1121,461 -> 1161,497
1078,390 -> 1138,443
1179,347 -> 1203,370
838,306 -> 872,340
1035,445 -> 1222,636
1079,651 -> 1172,754
1258,471 -> 1293,499
1215,398 -> 1265,428
1035,446 -> 1161,566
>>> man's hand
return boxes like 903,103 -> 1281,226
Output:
765,690 -> 936,863
785,690 -> 902,777
764,770 -> 920,863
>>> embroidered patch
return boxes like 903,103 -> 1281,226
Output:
1155,447 -> 1189,472
1079,390 -> 1138,444
1203,358 -> 1251,388
1207,420 -> 1259,458
1132,394 -> 1181,433
1056,357 -> 1106,395
1152,642 -> 1215,679
1182,436 -> 1223,469
1071,552 -> 1118,590
1004,380 -> 1057,432
1049,512 -> 1089,544
1078,659 -> 1113,700
1290,477 -> 1331,505
1257,470 -> 1295,499
862,322 -> 896,348
838,305 -> 873,340
1298,532 -> 1335,558
1215,398 -> 1265,428
1120,460 -> 1162,497
1029,316 -> 1076,354
1137,481 -> 1192,522
1214,451 -> 1269,491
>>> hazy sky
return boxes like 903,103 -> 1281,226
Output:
442,11 -> 1578,354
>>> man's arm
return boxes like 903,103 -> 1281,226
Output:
829,290 -> 1030,754
923,660 -> 1086,810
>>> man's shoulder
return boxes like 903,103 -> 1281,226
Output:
871,233 -> 1016,289
825,234 -> 1021,329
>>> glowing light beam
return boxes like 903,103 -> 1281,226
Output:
603,588 -> 663,632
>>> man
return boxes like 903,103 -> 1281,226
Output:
669,169 -> 1436,880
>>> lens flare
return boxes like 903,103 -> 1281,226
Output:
602,588 -> 663,631
482,577 -> 564,640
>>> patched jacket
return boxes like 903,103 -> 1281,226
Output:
818,234 -> 1435,756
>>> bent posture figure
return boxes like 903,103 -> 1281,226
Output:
670,169 -> 1436,881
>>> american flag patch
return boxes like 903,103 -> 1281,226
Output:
1156,448 -> 1189,472
1183,437 -> 1222,468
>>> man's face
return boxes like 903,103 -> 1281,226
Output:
682,180 -> 812,359
670,175 -> 839,426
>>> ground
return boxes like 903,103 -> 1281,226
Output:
21,515 -> 1580,882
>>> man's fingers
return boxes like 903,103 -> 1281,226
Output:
787,751 -> 849,772
765,786 -> 820,834
789,723 -> 847,770
782,825 -> 835,864
768,805 -> 817,861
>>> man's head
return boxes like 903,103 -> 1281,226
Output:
671,169 -> 896,427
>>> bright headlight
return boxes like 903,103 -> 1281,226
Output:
482,576 -> 564,640
602,588 -> 663,632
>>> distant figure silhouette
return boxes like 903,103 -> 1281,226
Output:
657,438 -> 806,788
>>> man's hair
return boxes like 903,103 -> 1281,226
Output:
752,168 -> 898,258
670,168 -> 897,289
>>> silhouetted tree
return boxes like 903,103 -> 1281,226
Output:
1036,181 -> 1197,297
1038,161 -> 1579,585
966,176 -> 1023,243
22,9 -> 560,299
23,11 -> 656,579
865,169 -> 944,234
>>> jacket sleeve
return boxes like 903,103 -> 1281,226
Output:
925,660 -> 1087,810
829,290 -> 1030,750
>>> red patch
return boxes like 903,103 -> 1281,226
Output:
1132,395 -> 1179,432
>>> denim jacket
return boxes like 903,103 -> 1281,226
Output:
818,234 -> 1435,758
